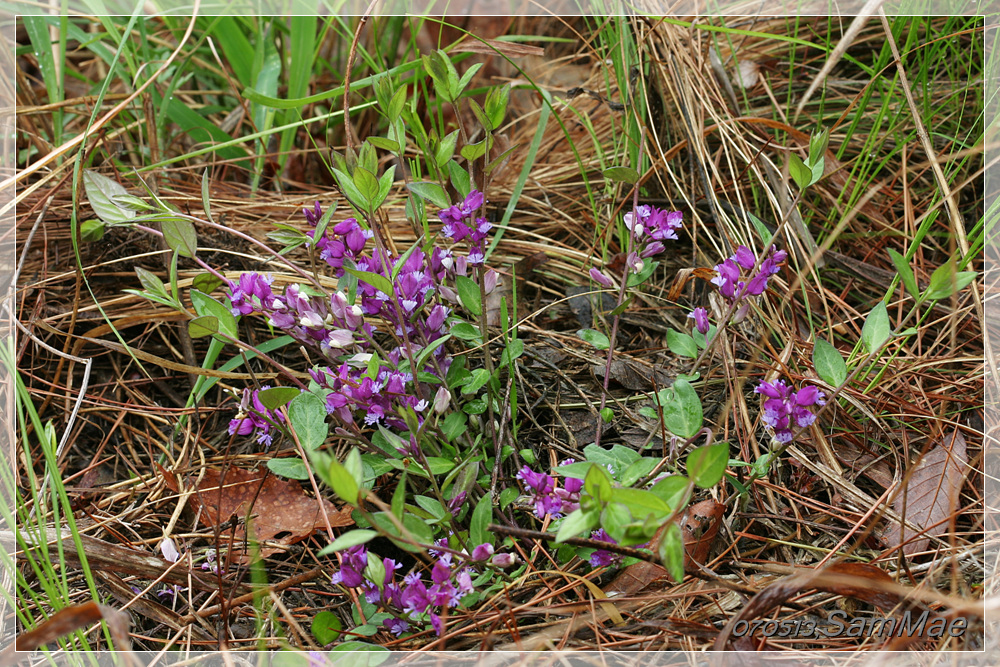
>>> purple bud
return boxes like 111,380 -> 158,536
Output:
471,543 -> 494,561
640,241 -> 665,258
687,307 -> 710,335
433,386 -> 451,414
491,552 -> 518,568
589,268 -> 614,288
483,269 -> 498,294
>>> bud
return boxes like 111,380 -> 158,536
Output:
491,552 -> 518,568
589,267 -> 614,288
160,537 -> 180,563
626,252 -> 644,275
471,543 -> 495,561
483,269 -> 499,294
326,329 -> 356,349
433,386 -> 451,414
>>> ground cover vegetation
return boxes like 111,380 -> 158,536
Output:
10,10 -> 986,656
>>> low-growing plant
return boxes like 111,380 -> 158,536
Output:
79,44 -> 981,645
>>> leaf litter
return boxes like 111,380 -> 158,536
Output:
160,465 -> 353,561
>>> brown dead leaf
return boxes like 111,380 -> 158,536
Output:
9,601 -> 132,659
714,562 -> 910,650
605,499 -> 725,597
884,431 -> 968,555
161,466 -> 352,561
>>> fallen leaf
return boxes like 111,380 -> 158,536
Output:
8,601 -> 131,659
605,499 -> 725,597
884,431 -> 968,555
161,465 -> 352,561
566,285 -> 616,328
713,561 -> 911,650
558,410 -> 610,446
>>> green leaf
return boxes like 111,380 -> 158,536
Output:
577,328 -> 610,350
484,83 -> 510,129
343,266 -> 394,299
747,212 -> 774,246
83,170 -> 136,225
135,267 -> 167,297
370,511 -> 434,552
160,217 -> 198,258
886,248 -> 918,299
584,464 -> 613,503
311,610 -> 342,645
813,338 -> 847,387
461,368 -> 491,395
686,442 -> 729,489
267,457 -> 310,480
460,140 -> 488,162
367,136 -> 400,152
499,339 -> 524,365
666,329 -> 698,359
257,386 -> 301,411
188,316 -> 219,338
435,130 -> 460,168
555,508 -> 598,543
332,167 -> 370,210
327,458 -> 360,505
450,322 -> 482,342
448,161 -> 471,198
470,495 -> 492,547
344,448 -> 364,488
407,181 -> 452,209
924,261 -> 976,301
190,289 -> 237,339
80,219 -> 105,242
619,457 -> 659,487
391,473 -> 407,519
600,502 -> 632,543
600,407 -> 614,423
658,522 -> 685,582
608,487 -> 669,519
467,98 -> 493,133
414,495 -> 448,520
192,272 -> 223,294
455,276 -> 482,316
499,486 -> 519,510
288,391 -> 328,451
660,376 -> 703,439
603,166 -> 639,184
441,411 -> 467,442
861,301 -> 891,353
649,475 -> 692,511
787,153 -> 811,190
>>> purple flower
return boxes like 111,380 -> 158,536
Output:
471,543 -> 494,561
383,617 -> 409,637
588,529 -> 621,568
622,205 -> 683,259
331,545 -> 368,588
688,307 -> 710,335
228,386 -> 287,448
712,245 -> 787,304
754,379 -> 826,443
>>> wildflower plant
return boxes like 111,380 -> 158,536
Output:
77,39 -> 977,645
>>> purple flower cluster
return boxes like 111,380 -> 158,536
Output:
516,461 -> 583,519
330,540 -> 504,637
228,273 -> 372,360
438,190 -> 491,265
226,195 -> 500,445
754,379 -> 826,443
588,528 -> 622,568
309,360 -> 432,429
622,205 -> 684,274
228,386 -> 286,448
712,245 -> 788,306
